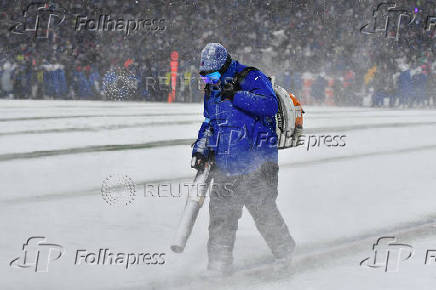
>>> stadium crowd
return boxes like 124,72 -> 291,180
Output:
0,0 -> 436,107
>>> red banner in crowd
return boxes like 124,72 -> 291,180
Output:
168,51 -> 179,103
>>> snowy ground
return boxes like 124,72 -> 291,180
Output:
0,100 -> 436,290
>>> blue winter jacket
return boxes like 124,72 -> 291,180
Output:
193,60 -> 278,175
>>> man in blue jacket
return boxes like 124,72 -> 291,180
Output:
192,43 -> 295,275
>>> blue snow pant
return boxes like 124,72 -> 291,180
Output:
208,162 -> 295,272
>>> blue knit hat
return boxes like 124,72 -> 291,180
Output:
199,43 -> 228,74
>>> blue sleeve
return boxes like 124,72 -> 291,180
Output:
232,71 -> 278,116
192,94 -> 211,157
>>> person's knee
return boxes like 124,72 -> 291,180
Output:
248,200 -> 283,224
209,214 -> 240,231
209,202 -> 242,230
260,162 -> 279,187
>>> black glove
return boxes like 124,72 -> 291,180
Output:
221,81 -> 236,100
191,152 -> 207,170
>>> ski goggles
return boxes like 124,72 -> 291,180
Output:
200,71 -> 221,84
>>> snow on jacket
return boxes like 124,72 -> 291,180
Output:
193,60 -> 278,175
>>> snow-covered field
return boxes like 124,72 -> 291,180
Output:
0,100 -> 436,290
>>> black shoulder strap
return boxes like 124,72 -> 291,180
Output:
234,67 -> 258,88
204,83 -> 210,97
235,66 -> 258,84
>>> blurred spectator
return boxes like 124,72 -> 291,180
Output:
311,73 -> 327,105
1,61 -> 15,98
